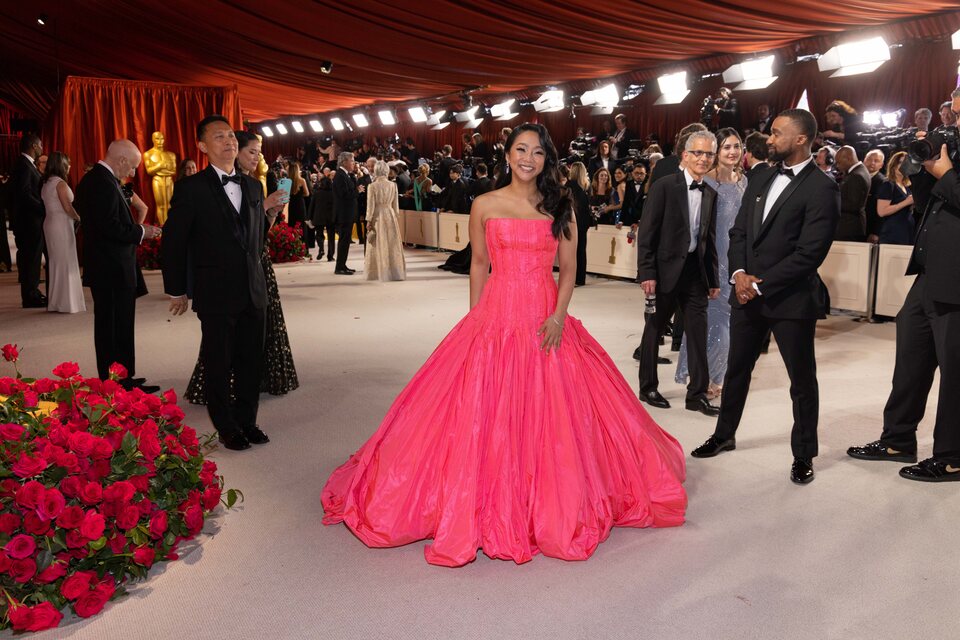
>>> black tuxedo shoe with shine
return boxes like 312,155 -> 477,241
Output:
657,356 -> 671,365
899,458 -> 960,482
334,268 -> 355,275
633,346 -> 642,361
639,391 -> 670,409
22,298 -> 46,309
218,431 -> 251,451
690,436 -> 736,458
847,440 -> 917,463
242,424 -> 270,445
685,397 -> 720,417
791,457 -> 814,484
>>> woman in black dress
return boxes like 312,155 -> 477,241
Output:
184,131 -> 299,403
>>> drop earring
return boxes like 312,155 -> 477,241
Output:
506,164 -> 510,174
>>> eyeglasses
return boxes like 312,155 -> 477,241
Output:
686,150 -> 716,159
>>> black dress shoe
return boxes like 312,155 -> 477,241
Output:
847,440 -> 917,463
218,431 -> 251,451
327,256 -> 335,262
899,458 -> 960,482
22,299 -> 46,309
670,341 -> 682,352
242,425 -> 270,445
334,268 -> 355,275
639,391 -> 670,409
685,397 -> 720,417
632,346 -> 642,361
790,457 -> 815,484
690,435 -> 736,458
657,356 -> 671,365
136,384 -> 161,394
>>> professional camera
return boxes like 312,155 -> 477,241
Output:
901,125 -> 960,176
852,127 -> 916,159
700,96 -> 719,124
569,133 -> 596,154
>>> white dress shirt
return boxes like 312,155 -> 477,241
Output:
682,168 -> 703,253
211,164 -> 242,213
762,156 -> 814,222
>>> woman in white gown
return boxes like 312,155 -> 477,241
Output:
364,160 -> 406,281
40,152 -> 85,313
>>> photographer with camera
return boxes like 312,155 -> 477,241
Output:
847,90 -> 960,482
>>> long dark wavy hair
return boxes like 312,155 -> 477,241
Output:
494,123 -> 573,240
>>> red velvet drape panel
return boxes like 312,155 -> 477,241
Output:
261,37 -> 960,162
46,77 -> 243,224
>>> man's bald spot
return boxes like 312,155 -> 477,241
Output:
106,139 -> 141,163
865,149 -> 884,161
836,146 -> 856,163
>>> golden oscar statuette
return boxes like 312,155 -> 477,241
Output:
143,131 -> 177,225
255,134 -> 269,196
609,237 -> 617,264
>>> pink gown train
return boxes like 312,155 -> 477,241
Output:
322,217 -> 686,567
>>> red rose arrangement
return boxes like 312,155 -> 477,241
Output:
0,347 -> 240,632
267,221 -> 308,264
136,234 -> 162,271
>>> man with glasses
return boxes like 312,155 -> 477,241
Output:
636,130 -> 721,417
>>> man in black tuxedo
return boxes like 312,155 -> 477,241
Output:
744,132 -> 771,182
162,115 -> 269,451
467,162 -> 493,203
10,134 -> 46,308
834,146 -> 871,241
636,130 -> 721,416
333,150 -> 358,275
755,104 -> 774,135
610,114 -> 636,162
619,163 -> 647,227
436,145 -> 457,189
649,123 -> 706,186
847,95 -> 960,482
75,140 -> 162,391
471,133 -> 491,166
691,109 -> 840,485
714,87 -> 740,131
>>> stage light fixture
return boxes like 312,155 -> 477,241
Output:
491,98 -> 518,120
882,109 -> 905,128
291,120 -> 304,133
952,29 -> 960,49
320,61 -> 333,74
275,123 -> 288,135
862,110 -> 882,126
37,13 -> 48,25
455,106 -> 480,122
817,37 -> 890,77
581,83 -> 619,108
533,90 -> 565,113
654,71 -> 689,105
378,110 -> 396,126
261,125 -> 274,138
352,113 -> 369,128
330,117 -> 344,131
621,84 -> 644,101
795,89 -> 810,111
427,110 -> 451,130
723,55 -> 778,90
408,106 -> 428,123
308,119 -> 323,132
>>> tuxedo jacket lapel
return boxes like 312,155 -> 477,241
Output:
755,162 -> 817,245
699,185 -> 714,242
674,176 -> 691,240
202,166 -> 245,246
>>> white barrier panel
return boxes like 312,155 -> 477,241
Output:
397,209 -> 407,243
875,244 -> 915,317
585,226 -> 637,279
438,213 -> 470,251
820,241 -> 872,314
403,210 -> 439,248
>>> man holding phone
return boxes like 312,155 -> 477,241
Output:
333,151 -> 358,275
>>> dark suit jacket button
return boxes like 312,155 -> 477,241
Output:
753,251 -> 759,257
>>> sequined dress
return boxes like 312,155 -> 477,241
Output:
184,248 -> 299,403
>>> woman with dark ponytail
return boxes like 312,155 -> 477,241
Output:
323,123 -> 687,567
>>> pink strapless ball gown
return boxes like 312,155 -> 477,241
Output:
322,217 -> 686,567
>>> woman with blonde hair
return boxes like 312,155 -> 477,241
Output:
875,151 -> 915,245
365,160 -> 406,281
568,161 -> 592,286
409,162 -> 433,211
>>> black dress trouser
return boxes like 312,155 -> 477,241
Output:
335,221 -> 354,269
90,285 -> 137,379
880,274 -> 960,463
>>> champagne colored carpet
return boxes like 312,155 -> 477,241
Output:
0,245 -> 953,640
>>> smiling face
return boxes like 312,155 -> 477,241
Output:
682,135 -> 716,180
717,135 -> 743,171
598,140 -> 610,157
236,138 -> 262,174
506,130 -> 546,183
596,168 -> 610,186
614,167 -> 626,183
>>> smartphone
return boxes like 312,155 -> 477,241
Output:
276,178 -> 292,204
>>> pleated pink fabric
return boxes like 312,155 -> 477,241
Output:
322,218 -> 686,567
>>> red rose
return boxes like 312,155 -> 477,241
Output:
160,404 -> 185,423
60,475 -> 83,498
32,377 -> 56,393
90,437 -> 114,459
11,557 -> 37,582
55,451 -> 80,472
133,546 -> 155,568
179,426 -> 200,448
107,533 -> 127,554
61,570 -> 96,600
22,511 -> 51,536
0,554 -> 10,573
38,487 -> 66,521
79,482 -> 102,505
35,560 -> 67,583
75,578 -> 114,617
149,510 -> 168,538
202,486 -> 222,511
8,600 -> 63,632
129,474 -> 150,493
1,343 -> 19,362
87,459 -> 112,481
103,480 -> 135,504
68,431 -> 96,457
23,391 -> 39,408
56,505 -> 84,529
79,511 -> 105,540
0,478 -> 20,498
65,529 -> 87,548
138,433 -> 161,460
107,362 -> 127,380
162,388 -> 178,404
0,512 -> 22,534
136,498 -> 155,517
116,505 -> 140,530
5,534 -> 36,559
52,361 -> 81,378
12,452 -> 48,478
183,504 -> 203,534
0,422 -> 24,441
15,481 -> 44,509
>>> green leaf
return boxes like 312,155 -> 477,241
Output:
121,431 -> 138,456
89,536 -> 108,551
36,548 -> 54,572
163,532 -> 176,547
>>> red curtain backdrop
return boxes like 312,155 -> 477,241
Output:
46,77 -> 243,224
262,37 -> 960,162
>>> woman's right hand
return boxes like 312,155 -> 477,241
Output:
265,190 -> 287,211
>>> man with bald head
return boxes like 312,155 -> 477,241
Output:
834,145 -> 871,241
75,139 -> 161,391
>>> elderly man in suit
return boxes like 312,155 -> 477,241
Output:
333,151 -> 359,275
162,115 -> 269,451
834,146 -> 871,241
75,139 -> 162,390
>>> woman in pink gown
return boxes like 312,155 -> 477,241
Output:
322,124 -> 686,567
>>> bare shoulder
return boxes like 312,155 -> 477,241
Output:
471,189 -> 502,219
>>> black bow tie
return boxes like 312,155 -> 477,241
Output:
222,173 -> 241,185
778,166 -> 795,178
689,181 -> 705,192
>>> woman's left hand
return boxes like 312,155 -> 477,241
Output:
265,190 -> 287,212
537,315 -> 564,354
